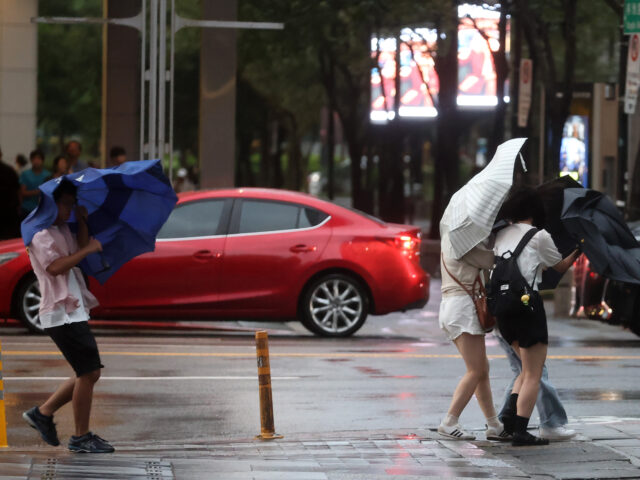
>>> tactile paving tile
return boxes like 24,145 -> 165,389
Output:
26,457 -> 173,479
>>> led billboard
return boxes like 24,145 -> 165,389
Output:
559,115 -> 589,187
370,4 -> 509,122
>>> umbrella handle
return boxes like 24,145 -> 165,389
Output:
84,219 -> 111,274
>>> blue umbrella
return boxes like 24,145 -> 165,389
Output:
21,159 -> 177,284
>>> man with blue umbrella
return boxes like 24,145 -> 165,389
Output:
20,159 -> 176,453
22,179 -> 114,453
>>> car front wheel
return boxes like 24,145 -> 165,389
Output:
300,273 -> 369,337
15,274 -> 44,334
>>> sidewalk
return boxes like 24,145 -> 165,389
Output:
1,419 -> 639,479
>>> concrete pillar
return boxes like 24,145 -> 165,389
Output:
0,0 -> 38,164
591,83 -> 619,197
628,104 -> 640,205
105,0 -> 141,164
199,0 -> 237,189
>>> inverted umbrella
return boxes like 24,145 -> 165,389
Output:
561,188 -> 640,284
440,137 -> 528,259
536,176 -> 584,256
21,159 -> 177,284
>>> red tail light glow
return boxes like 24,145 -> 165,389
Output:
394,232 -> 421,261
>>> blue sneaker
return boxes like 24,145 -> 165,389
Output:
68,432 -> 115,453
23,407 -> 60,446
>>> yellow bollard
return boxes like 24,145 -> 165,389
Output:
255,331 -> 283,440
0,340 -> 7,447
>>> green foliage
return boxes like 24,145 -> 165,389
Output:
520,0 -> 620,83
574,1 -> 620,83
173,0 -> 202,158
37,0 -> 102,159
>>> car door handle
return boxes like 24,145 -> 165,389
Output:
193,250 -> 215,260
290,244 -> 316,253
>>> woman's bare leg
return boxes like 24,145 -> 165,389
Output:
446,333 -> 492,417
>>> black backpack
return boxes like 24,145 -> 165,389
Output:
487,228 -> 539,318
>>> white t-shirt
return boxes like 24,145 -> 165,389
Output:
494,223 -> 562,291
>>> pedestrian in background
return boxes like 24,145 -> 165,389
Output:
47,155 -> 69,181
22,179 -> 114,453
19,149 -> 50,217
173,167 -> 195,193
495,331 -> 576,441
14,153 -> 29,174
493,187 -> 579,446
109,146 -> 127,167
0,146 -> 21,239
65,140 -> 88,173
437,232 -> 508,441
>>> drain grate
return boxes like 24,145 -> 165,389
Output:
28,457 -> 173,479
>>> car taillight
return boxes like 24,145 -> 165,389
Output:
395,232 -> 421,260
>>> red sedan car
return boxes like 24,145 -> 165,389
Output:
0,188 -> 429,337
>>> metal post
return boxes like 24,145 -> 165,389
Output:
140,0 -> 147,159
0,340 -> 7,448
169,0 -> 176,182
158,0 -> 167,165
538,86 -> 545,183
148,0 -> 159,160
254,331 -> 283,440
34,7 -> 282,174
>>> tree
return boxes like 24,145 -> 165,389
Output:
238,0 -> 386,206
37,0 -> 102,159
514,0 -> 578,181
465,1 -> 511,157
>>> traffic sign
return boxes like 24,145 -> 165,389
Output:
625,0 -> 640,35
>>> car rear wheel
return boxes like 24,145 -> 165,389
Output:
300,273 -> 369,337
15,274 -> 44,334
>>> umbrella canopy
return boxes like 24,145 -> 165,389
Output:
561,188 -> 640,284
440,137 -> 527,259
21,159 -> 177,284
536,176 -> 584,257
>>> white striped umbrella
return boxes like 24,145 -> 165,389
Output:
440,138 -> 528,259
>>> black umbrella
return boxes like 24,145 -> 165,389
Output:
561,188 -> 640,285
537,176 -> 583,256
534,177 -> 582,289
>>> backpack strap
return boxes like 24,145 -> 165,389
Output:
509,227 -> 539,290
511,227 -> 539,259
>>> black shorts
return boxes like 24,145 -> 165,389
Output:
496,292 -> 548,348
46,322 -> 103,377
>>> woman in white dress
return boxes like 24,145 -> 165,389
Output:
437,233 -> 508,441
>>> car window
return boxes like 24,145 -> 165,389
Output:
237,201 -> 329,234
157,200 -> 225,238
238,200 -> 299,234
298,208 -> 329,228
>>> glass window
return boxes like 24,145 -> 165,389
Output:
238,200 -> 300,234
157,200 -> 224,239
298,208 -> 329,228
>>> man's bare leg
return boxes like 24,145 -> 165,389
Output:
39,377 -> 75,417
72,369 -> 100,436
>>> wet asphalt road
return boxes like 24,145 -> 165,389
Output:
1,279 -> 640,448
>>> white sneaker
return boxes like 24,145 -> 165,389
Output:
437,423 -> 476,440
485,424 -> 512,441
538,426 -> 577,440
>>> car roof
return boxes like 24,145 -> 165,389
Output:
178,188 -> 351,216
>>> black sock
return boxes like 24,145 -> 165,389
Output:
514,415 -> 530,434
500,393 -> 519,434
500,394 -> 518,420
